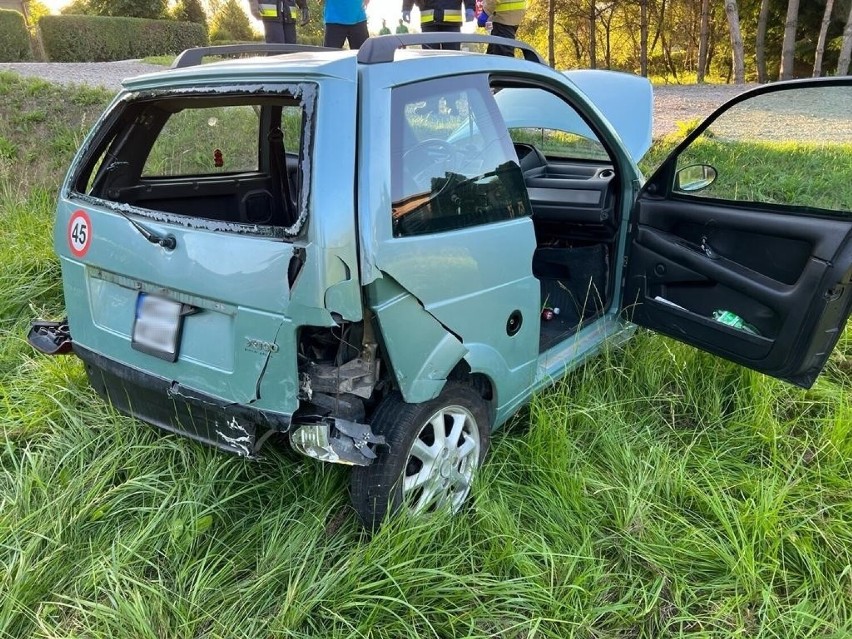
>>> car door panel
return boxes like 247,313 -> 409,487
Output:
622,79 -> 852,388
626,198 -> 852,385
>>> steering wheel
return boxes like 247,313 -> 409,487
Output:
402,139 -> 464,191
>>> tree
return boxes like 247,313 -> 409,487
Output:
60,0 -> 96,14
639,0 -> 649,76
547,0 -> 555,67
588,0 -> 597,69
209,0 -> 253,41
813,0 -> 835,76
724,0 -> 745,83
173,0 -> 207,26
755,0 -> 770,82
779,0 -> 800,80
87,0 -> 168,18
696,0 -> 710,82
23,0 -> 50,26
839,0 -> 852,75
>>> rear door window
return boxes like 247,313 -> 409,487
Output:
74,89 -> 313,234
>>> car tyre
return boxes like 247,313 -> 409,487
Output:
350,382 -> 490,530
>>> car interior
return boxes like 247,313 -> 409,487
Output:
74,95 -> 306,232
514,141 -> 617,351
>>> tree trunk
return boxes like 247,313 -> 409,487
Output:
696,0 -> 710,82
639,0 -> 649,76
650,0 -> 666,52
779,0 -> 800,80
724,0 -> 745,83
547,0 -> 555,68
813,0 -> 835,77
661,30 -> 678,80
838,0 -> 852,75
588,0 -> 597,69
756,0 -> 770,82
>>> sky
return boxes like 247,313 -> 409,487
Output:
38,0 -> 477,36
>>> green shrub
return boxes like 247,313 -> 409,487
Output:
0,9 -> 32,61
172,0 -> 207,27
60,0 -> 168,19
209,0 -> 255,43
39,14 -> 207,62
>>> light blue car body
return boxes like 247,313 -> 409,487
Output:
51,44 -> 653,455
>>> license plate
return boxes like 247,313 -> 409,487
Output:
132,293 -> 184,362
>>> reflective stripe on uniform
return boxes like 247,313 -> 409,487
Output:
289,5 -> 299,18
259,1 -> 278,17
495,0 -> 526,10
420,9 -> 463,23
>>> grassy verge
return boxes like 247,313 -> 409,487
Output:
1,72 -> 851,638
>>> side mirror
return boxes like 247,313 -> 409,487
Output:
675,164 -> 717,192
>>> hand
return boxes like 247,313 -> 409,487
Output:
299,6 -> 309,25
465,8 -> 474,21
402,10 -> 411,22
476,10 -> 488,27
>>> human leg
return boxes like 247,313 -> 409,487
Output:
421,23 -> 460,50
324,23 -> 348,48
263,20 -> 286,43
486,21 -> 518,56
282,22 -> 297,43
347,20 -> 370,49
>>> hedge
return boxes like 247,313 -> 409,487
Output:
39,15 -> 207,62
0,9 -> 32,62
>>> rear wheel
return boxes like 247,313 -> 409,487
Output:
350,383 -> 490,530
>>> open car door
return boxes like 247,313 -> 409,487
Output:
622,78 -> 852,388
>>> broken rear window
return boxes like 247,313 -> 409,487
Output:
73,88 -> 314,233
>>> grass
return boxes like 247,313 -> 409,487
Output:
2,70 -> 852,637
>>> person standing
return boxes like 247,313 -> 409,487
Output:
323,0 -> 370,49
379,18 -> 392,34
476,0 -> 526,56
249,0 -> 309,44
395,18 -> 409,34
401,0 -> 474,50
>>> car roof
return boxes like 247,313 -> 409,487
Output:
122,36 -> 546,91
122,50 -> 361,91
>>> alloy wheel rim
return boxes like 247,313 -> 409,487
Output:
402,404 -> 481,514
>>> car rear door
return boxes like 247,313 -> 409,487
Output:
621,78 -> 852,388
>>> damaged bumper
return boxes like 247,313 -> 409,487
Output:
74,345 -> 289,457
28,320 -> 73,355
68,345 -> 385,464
290,419 -> 385,466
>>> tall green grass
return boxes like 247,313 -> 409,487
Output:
1,71 -> 851,637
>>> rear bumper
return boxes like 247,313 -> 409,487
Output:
74,345 -> 292,457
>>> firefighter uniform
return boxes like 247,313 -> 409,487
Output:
478,0 -> 526,56
401,0 -> 472,50
249,0 -> 308,44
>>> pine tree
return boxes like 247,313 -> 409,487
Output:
210,0 -> 254,41
173,0 -> 208,26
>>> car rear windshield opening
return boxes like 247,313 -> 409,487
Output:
73,91 -> 312,233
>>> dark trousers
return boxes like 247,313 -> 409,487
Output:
421,23 -> 461,50
324,21 -> 369,49
262,19 -> 297,44
487,21 -> 518,56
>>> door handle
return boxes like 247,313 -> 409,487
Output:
700,235 -> 719,259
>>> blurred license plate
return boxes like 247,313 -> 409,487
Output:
132,294 -> 183,362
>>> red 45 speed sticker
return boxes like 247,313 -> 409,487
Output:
68,210 -> 92,258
